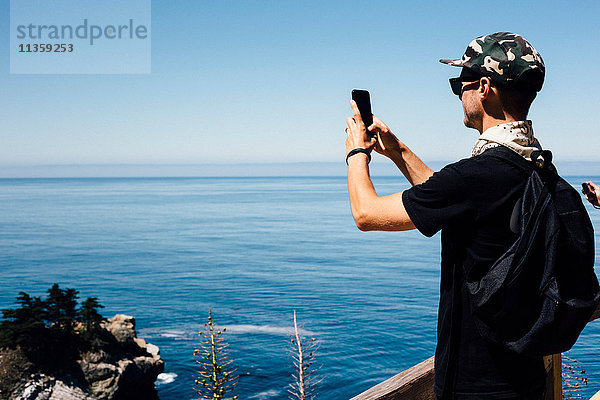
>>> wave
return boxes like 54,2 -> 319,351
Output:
156,372 -> 177,385
138,325 -> 315,340
224,324 -> 315,336
250,389 -> 282,399
159,330 -> 187,338
137,328 -> 190,339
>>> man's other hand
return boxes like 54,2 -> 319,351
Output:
583,181 -> 600,208
367,117 -> 402,159
346,100 -> 377,155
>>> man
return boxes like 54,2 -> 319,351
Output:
345,33 -> 547,399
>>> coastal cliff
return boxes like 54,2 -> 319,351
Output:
0,314 -> 163,400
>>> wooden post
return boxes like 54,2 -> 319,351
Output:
543,354 -> 562,400
552,353 -> 562,400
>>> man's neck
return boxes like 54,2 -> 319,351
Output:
480,115 -> 520,134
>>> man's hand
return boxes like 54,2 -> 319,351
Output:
345,100 -> 376,155
583,181 -> 600,208
345,100 -> 432,188
368,116 -> 402,159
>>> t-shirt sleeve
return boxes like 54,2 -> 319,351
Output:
402,163 -> 475,237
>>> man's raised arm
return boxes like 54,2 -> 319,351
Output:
345,101 -> 416,232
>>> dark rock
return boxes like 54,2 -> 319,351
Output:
0,314 -> 164,400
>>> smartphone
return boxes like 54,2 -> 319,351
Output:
351,89 -> 373,130
582,183 -> 592,195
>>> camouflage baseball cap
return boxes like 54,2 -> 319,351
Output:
440,32 -> 545,91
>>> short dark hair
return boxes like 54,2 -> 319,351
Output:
496,84 -> 537,120
458,67 -> 539,119
495,69 -> 542,119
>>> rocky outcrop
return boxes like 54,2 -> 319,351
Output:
0,315 -> 164,400
18,374 -> 93,400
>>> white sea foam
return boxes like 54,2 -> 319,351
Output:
224,324 -> 315,336
159,330 -> 186,338
137,328 -> 189,339
139,325 -> 315,340
156,372 -> 177,385
250,389 -> 282,399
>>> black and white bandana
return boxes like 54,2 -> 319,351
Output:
471,120 -> 542,161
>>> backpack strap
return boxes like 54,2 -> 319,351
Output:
481,147 -> 558,231
482,146 -> 557,184
441,255 -> 464,399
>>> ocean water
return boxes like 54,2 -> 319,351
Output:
1,176 -> 599,399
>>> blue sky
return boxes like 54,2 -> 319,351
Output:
1,0 -> 600,175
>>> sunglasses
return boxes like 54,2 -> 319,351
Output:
449,76 -> 481,99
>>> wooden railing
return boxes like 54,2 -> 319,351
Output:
351,304 -> 600,400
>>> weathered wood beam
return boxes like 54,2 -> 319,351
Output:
350,356 -> 435,400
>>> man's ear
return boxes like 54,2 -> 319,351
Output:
478,77 -> 493,100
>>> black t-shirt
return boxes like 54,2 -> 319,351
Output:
402,147 -> 547,399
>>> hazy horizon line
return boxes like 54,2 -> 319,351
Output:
3,159 -> 600,167
3,160 -> 600,179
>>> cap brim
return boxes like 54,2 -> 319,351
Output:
439,58 -> 464,67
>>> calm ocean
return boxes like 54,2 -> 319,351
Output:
1,176 -> 599,399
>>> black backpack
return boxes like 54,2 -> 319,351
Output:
465,147 -> 600,357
